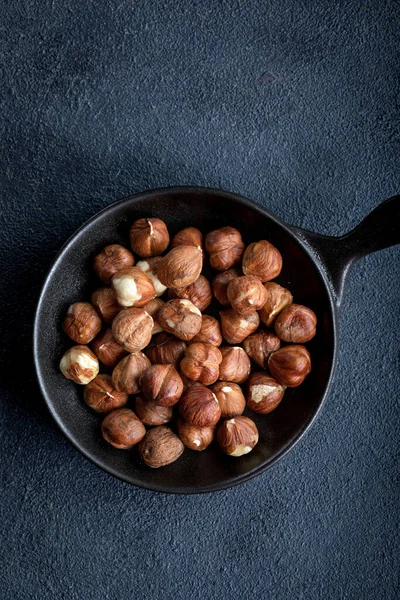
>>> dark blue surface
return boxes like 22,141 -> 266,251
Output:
1,1 -> 399,598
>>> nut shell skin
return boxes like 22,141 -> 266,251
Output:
220,309 -> 259,344
191,315 -> 222,347
268,345 -> 311,387
168,275 -> 212,312
93,244 -> 135,285
157,245 -> 203,289
144,332 -> 186,368
258,282 -> 293,327
246,372 -> 285,414
136,257 -> 167,297
212,268 -> 241,307
210,382 -> 246,418
205,226 -> 245,271
180,343 -> 222,386
129,218 -> 170,258
227,276 -> 268,315
59,345 -> 99,385
157,299 -> 202,341
91,287 -> 121,324
91,328 -> 128,368
274,304 -> 317,343
177,419 -> 215,451
170,227 -> 203,252
242,240 -> 282,282
101,408 -> 146,450
83,374 -> 128,413
63,302 -> 102,344
217,416 -> 259,457
135,396 -> 173,426
180,385 -> 221,427
142,298 -> 165,335
112,307 -> 153,352
111,352 -> 151,394
140,364 -> 183,406
139,426 -> 184,468
218,346 -> 251,383
242,330 -> 281,369
111,267 -> 156,308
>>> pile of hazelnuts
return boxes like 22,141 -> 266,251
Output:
59,218 -> 317,468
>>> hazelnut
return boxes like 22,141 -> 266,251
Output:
142,298 -> 165,335
59,345 -> 99,384
180,343 -> 222,385
191,315 -> 222,346
129,217 -> 170,257
217,416 -> 259,457
101,408 -> 146,449
177,418 -> 215,451
111,352 -> 151,394
157,299 -> 202,341
180,385 -> 221,426
136,257 -> 167,297
227,275 -> 268,314
112,307 -> 153,352
62,302 -> 102,344
91,287 -> 121,324
140,364 -> 183,406
168,275 -> 212,312
211,268 -> 241,307
220,309 -> 259,344
138,426 -> 184,468
91,328 -> 127,368
218,346 -> 251,383
274,304 -> 317,343
242,330 -> 281,369
268,345 -> 311,387
157,245 -> 203,289
170,227 -> 203,252
205,226 -> 245,271
242,240 -> 282,282
111,267 -> 156,308
83,374 -> 128,413
144,332 -> 186,367
246,372 -> 285,414
93,244 -> 135,285
135,396 -> 173,426
210,382 -> 246,418
258,282 -> 293,327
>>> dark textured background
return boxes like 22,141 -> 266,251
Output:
1,1 -> 399,598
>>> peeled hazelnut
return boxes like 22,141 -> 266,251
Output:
191,315 -> 222,346
136,257 -> 167,297
212,268 -> 241,307
217,416 -> 259,457
112,307 -> 153,352
101,408 -> 146,449
142,298 -> 165,335
242,330 -> 281,369
168,275 -> 212,312
157,245 -> 203,289
246,372 -> 285,414
83,374 -> 128,413
258,282 -> 293,327
157,299 -> 202,341
274,304 -> 317,343
220,309 -> 259,344
111,352 -> 151,394
62,302 -> 102,344
210,382 -> 246,418
140,364 -> 183,406
129,217 -> 170,257
111,267 -> 156,308
205,226 -> 245,271
177,418 -> 215,451
218,346 -> 251,383
93,244 -> 134,285
135,396 -> 173,426
91,328 -> 127,368
139,426 -> 184,468
227,275 -> 268,314
171,227 -> 203,252
180,385 -> 221,427
180,343 -> 222,385
91,287 -> 121,324
144,332 -> 186,367
268,345 -> 311,387
242,240 -> 282,282
59,345 -> 99,385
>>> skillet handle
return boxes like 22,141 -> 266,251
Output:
291,195 -> 400,308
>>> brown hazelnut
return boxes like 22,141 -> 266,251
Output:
136,257 -> 167,297
83,374 -> 128,413
180,385 -> 221,426
177,418 -> 215,451
220,309 -> 259,344
180,343 -> 222,385
268,345 -> 311,387
258,282 -> 293,327
157,245 -> 203,289
242,330 -> 281,369
91,328 -> 127,368
274,304 -> 317,343
144,332 -> 186,367
129,217 -> 170,257
210,382 -> 246,418
101,408 -> 146,449
218,346 -> 251,383
135,396 -> 173,426
246,372 -> 285,414
111,352 -> 151,394
138,426 -> 184,468
211,268 -> 241,307
140,364 -> 183,406
91,287 -> 121,324
217,416 -> 259,457
226,275 -> 268,314
112,307 -> 153,352
205,226 -> 245,271
93,244 -> 135,285
191,315 -> 222,346
242,240 -> 282,282
157,299 -> 202,341
111,267 -> 156,308
168,275 -> 212,312
62,302 -> 102,344
170,227 -> 203,252
59,345 -> 99,385
142,298 -> 165,335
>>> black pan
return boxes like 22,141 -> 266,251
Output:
33,187 -> 400,494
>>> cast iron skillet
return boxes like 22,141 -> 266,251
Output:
33,187 -> 400,494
